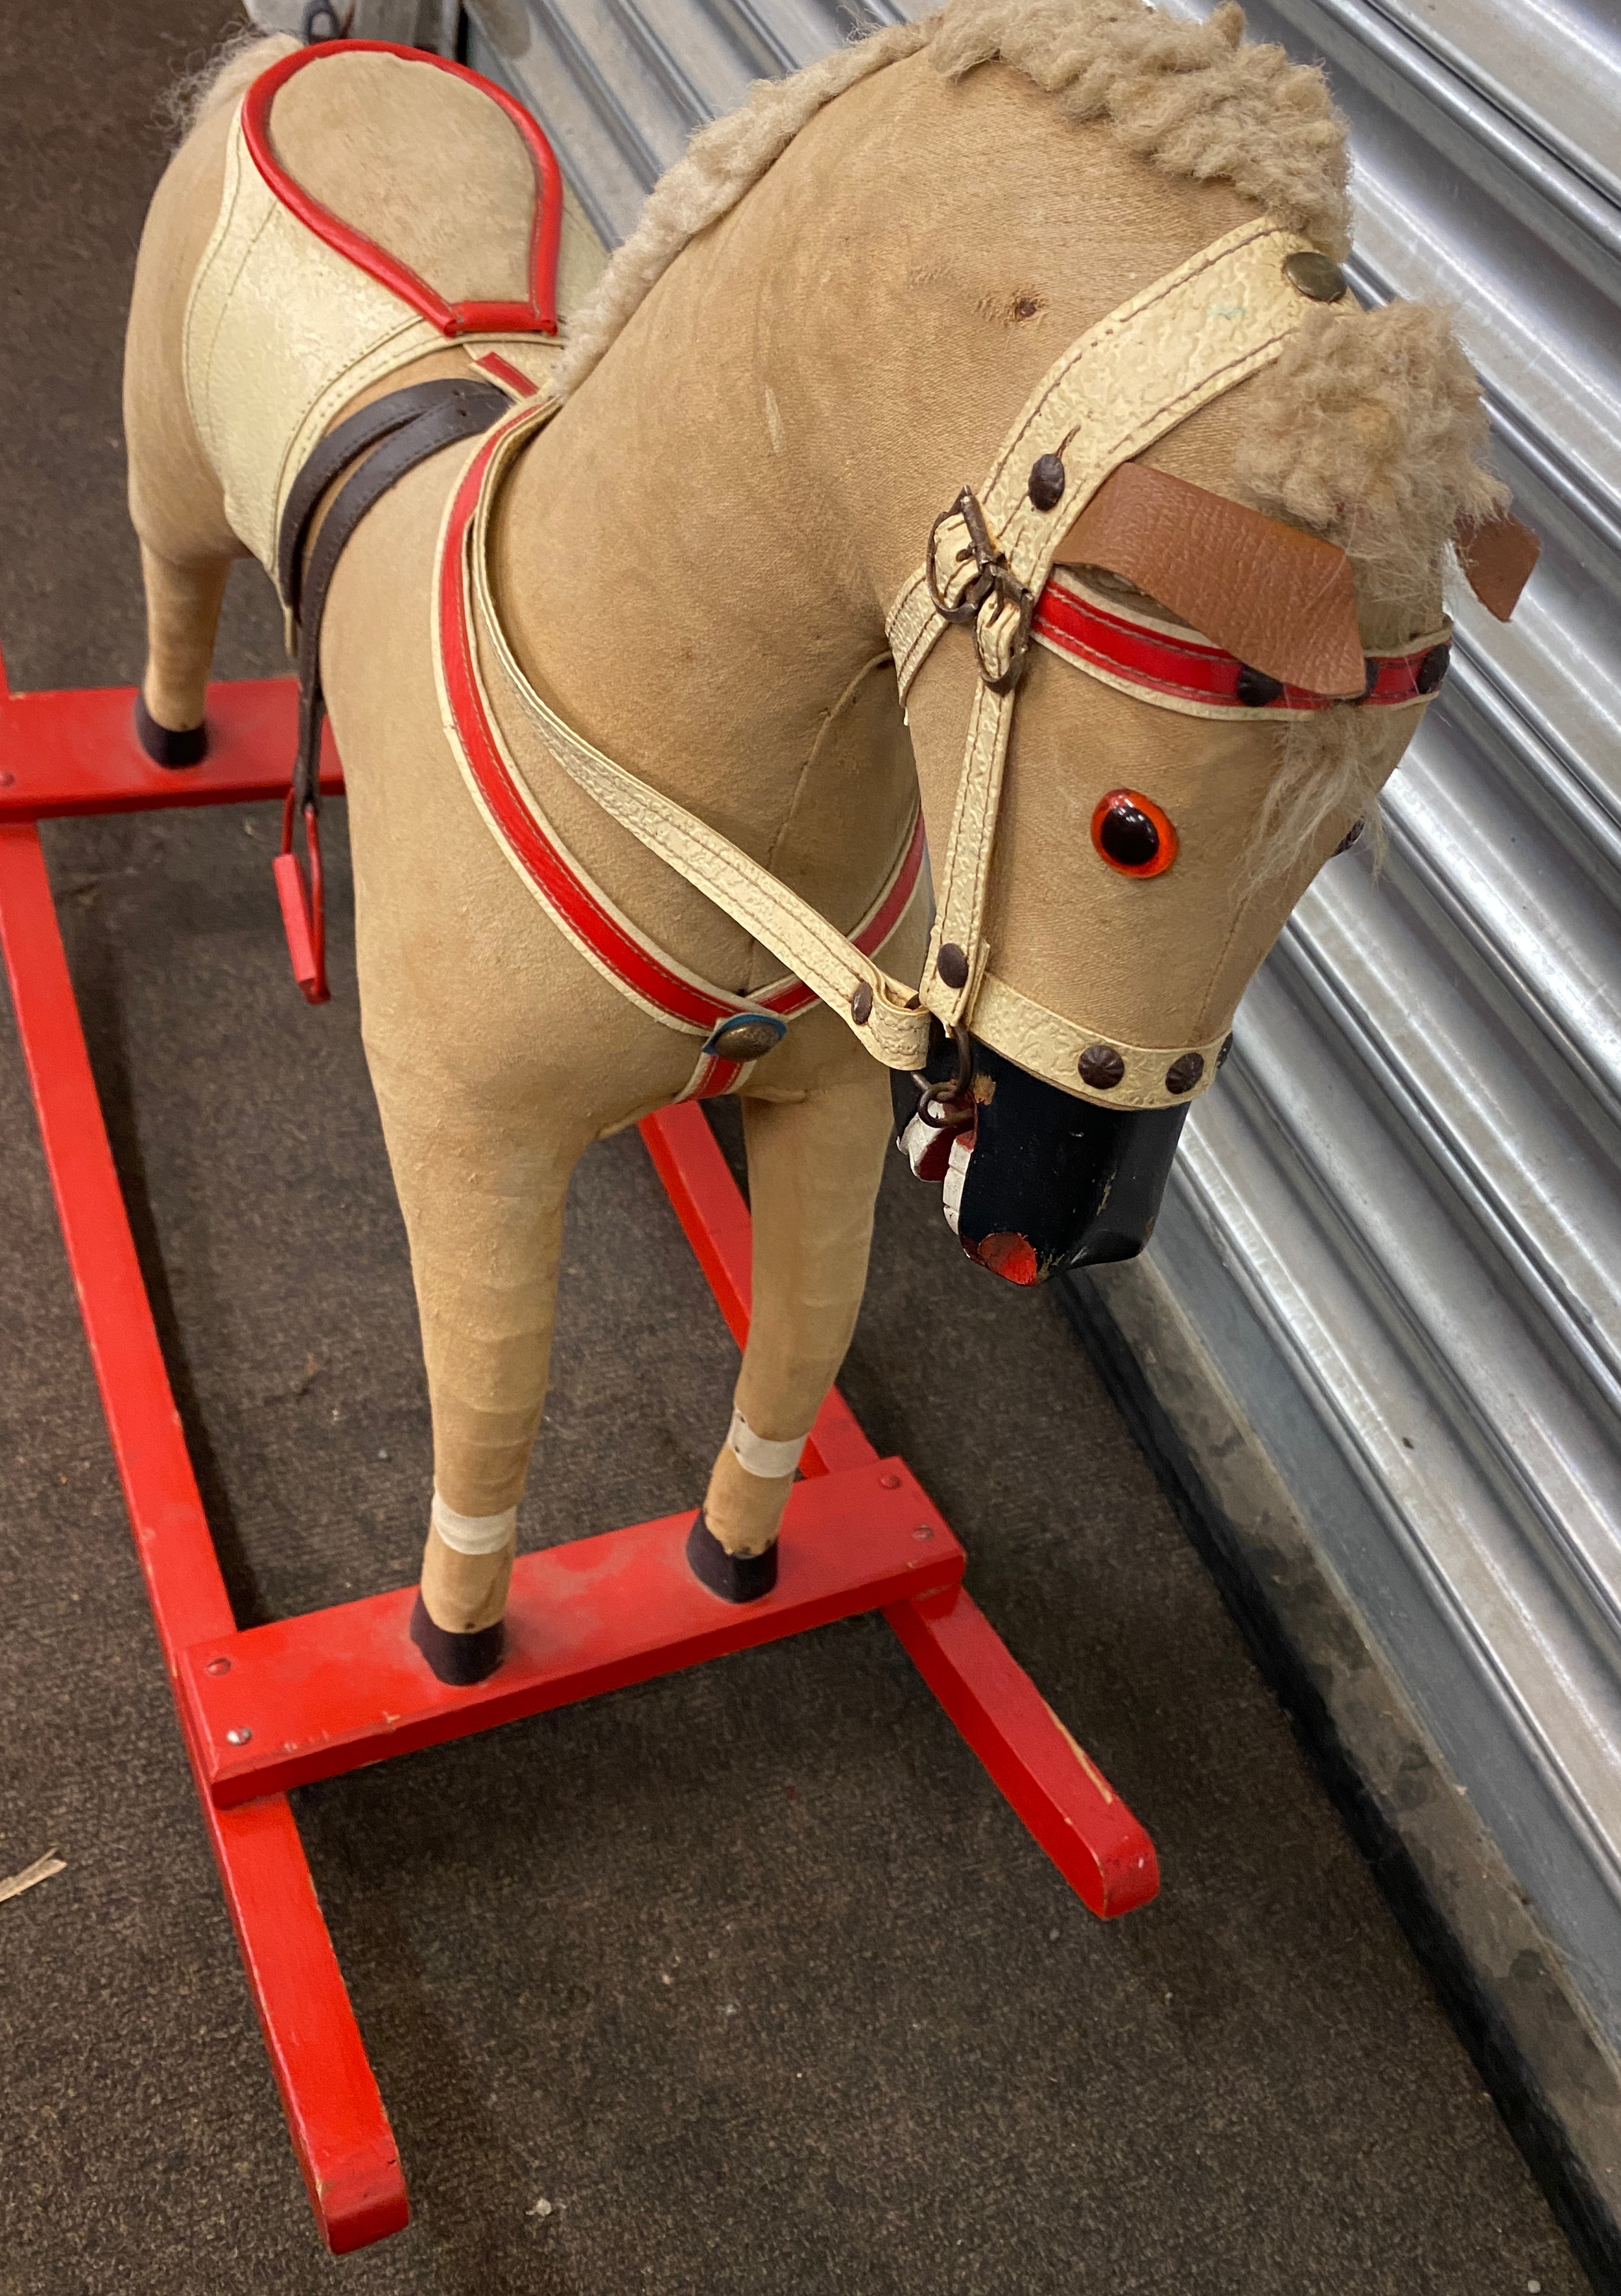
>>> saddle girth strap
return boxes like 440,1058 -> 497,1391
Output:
274,375 -> 514,1002
285,377 -> 513,819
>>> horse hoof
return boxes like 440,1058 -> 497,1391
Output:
685,1510 -> 777,1603
408,1591 -> 504,1685
134,691 -> 207,767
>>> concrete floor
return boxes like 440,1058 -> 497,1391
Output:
0,6 -> 1590,2291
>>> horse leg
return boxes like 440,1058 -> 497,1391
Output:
365,1054 -> 582,1683
692,1054 -> 893,1598
134,543 -> 233,755
123,92 -> 254,760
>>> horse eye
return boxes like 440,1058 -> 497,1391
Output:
1091,789 -> 1177,878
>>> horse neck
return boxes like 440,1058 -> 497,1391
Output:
493,212 -> 892,850
492,51 -> 1260,840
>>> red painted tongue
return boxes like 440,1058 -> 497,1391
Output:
971,1231 -> 1043,1287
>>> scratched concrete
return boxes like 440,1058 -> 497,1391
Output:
0,7 -> 1589,2293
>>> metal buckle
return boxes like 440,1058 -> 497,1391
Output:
926,487 -> 1035,695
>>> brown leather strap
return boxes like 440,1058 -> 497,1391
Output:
1054,461 -> 1367,697
284,378 -> 512,818
1454,507 -> 1541,620
276,377 -> 501,618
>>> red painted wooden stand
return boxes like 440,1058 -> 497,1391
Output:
0,659 -> 1157,2256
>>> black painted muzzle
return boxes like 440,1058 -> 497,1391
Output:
896,1033 -> 1189,1287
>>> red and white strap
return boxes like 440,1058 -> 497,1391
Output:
432,401 -> 927,1096
1034,572 -> 1450,718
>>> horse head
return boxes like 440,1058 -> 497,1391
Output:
694,5 -> 1535,1287
531,0 -> 1535,1288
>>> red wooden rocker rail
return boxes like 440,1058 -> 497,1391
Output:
0,658 -> 1158,2255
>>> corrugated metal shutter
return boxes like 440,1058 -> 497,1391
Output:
462,0 -> 1621,2050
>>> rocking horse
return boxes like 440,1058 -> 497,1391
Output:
124,3 -> 1533,1686
0,0 -> 1535,2245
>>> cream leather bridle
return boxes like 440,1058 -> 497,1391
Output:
449,217 -> 1335,1109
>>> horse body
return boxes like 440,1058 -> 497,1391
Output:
125,14 -> 1514,1677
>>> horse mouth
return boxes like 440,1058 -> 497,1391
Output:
897,1036 -> 1190,1286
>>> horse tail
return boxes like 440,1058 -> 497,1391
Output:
164,29 -> 299,146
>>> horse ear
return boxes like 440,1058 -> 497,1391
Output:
1053,463 -> 1367,698
1454,507 -> 1540,620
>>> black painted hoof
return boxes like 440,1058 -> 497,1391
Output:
685,1510 -> 777,1604
408,1591 -> 504,1685
134,690 -> 207,767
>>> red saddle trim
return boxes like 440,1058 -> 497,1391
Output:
1034,576 -> 1446,710
241,41 -> 562,338
437,423 -> 927,1073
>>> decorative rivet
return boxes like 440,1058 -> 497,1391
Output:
703,1014 -> 785,1062
850,980 -> 873,1025
1079,1044 -> 1125,1090
1236,663 -> 1284,709
879,1473 -> 901,1490
1165,1052 -> 1205,1095
1334,818 -> 1365,856
1028,452 -> 1067,512
1415,642 -> 1451,694
1217,1033 -> 1234,1069
225,1726 -> 252,1746
936,943 -> 969,991
1283,250 -> 1347,303
204,1657 -> 232,1677
912,1525 -> 936,1541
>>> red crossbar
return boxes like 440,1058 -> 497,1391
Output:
184,1459 -> 962,1806
0,668 -> 1157,2256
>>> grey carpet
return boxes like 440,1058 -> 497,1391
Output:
0,7 -> 1585,2291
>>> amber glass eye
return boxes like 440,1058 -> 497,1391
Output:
1091,789 -> 1177,878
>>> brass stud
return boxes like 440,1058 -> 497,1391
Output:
1028,452 -> 1067,512
850,980 -> 873,1025
1078,1044 -> 1124,1090
936,943 -> 969,991
1165,1052 -> 1205,1095
1283,250 -> 1348,303
705,1016 -> 783,1062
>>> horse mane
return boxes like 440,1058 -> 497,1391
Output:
556,0 -> 1351,394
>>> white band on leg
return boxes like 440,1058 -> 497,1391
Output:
431,1493 -> 517,1556
726,1407 -> 807,1481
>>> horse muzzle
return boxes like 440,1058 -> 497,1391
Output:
896,1035 -> 1189,1287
